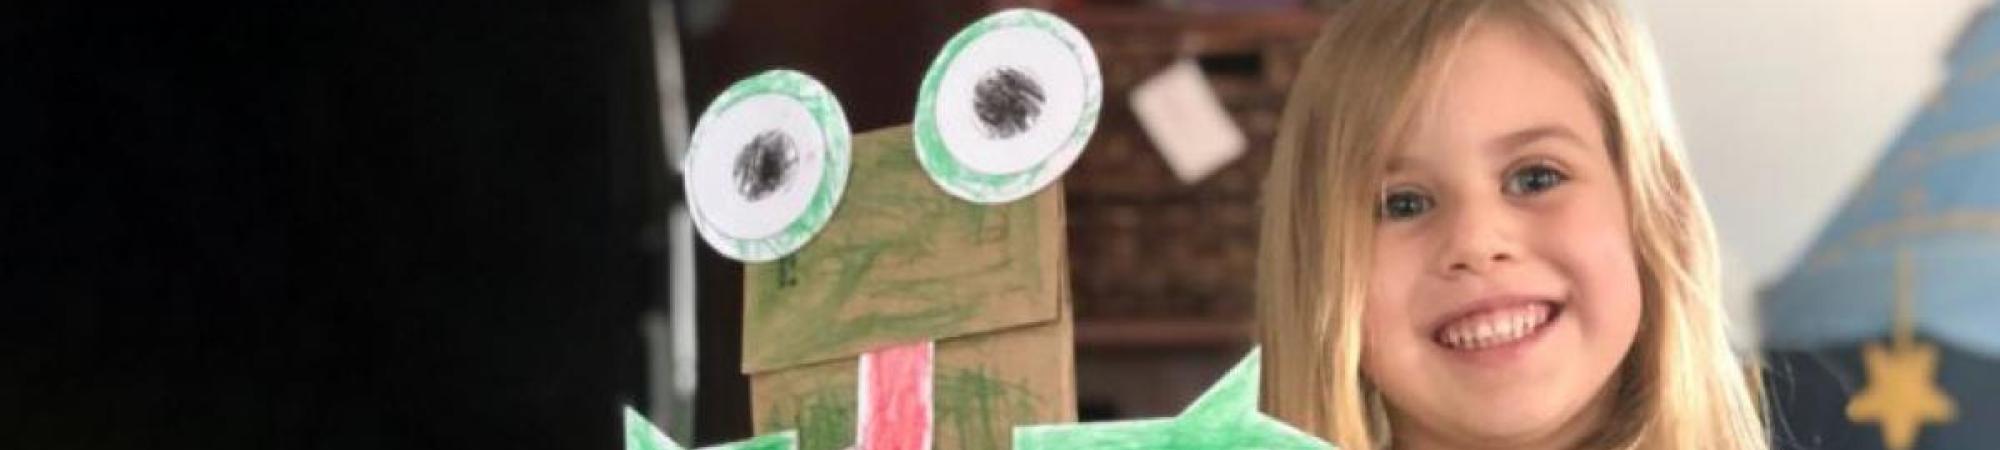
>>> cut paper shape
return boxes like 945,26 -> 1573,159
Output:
915,9 -> 1101,204
856,342 -> 935,450
1012,347 -> 1335,450
1130,59 -> 1246,184
686,69 -> 852,262
624,406 -> 798,450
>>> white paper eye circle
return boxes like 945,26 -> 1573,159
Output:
933,28 -> 1085,175
915,9 -> 1101,204
691,94 -> 826,239
684,70 -> 851,263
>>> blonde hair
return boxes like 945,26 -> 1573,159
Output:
1255,1 -> 1768,449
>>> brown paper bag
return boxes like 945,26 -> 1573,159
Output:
742,125 -> 1075,450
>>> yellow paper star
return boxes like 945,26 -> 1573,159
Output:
1845,246 -> 1956,450
1846,340 -> 1956,450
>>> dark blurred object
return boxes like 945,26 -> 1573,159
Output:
680,0 -> 991,132
3,0 -> 664,449
1765,342 -> 2000,450
1164,0 -> 1305,12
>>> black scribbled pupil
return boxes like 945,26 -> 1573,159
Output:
972,66 -> 1045,139
734,130 -> 796,202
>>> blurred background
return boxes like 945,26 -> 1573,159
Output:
7,0 -> 1996,449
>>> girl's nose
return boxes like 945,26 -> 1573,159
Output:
1436,201 -> 1519,277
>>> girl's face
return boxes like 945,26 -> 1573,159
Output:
1361,20 -> 1642,449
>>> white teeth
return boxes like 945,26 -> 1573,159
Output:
1435,303 -> 1554,350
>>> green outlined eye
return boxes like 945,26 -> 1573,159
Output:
684,70 -> 852,263
1380,189 -> 1434,221
914,9 -> 1101,204
1504,163 -> 1568,196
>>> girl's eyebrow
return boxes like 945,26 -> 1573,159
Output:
1491,124 -> 1588,155
1385,124 -> 1587,174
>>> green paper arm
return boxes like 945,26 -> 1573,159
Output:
1013,348 -> 1337,450
625,406 -> 800,450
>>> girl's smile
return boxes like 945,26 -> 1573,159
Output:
1430,296 -> 1560,355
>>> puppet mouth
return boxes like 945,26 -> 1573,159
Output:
1432,301 -> 1561,351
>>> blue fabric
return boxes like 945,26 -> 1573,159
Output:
1763,5 -> 2000,358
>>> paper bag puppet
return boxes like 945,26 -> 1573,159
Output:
678,8 -> 1334,450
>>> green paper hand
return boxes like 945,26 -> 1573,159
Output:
1013,348 -> 1336,450
625,406 -> 799,450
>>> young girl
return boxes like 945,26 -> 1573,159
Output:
1256,1 -> 1768,449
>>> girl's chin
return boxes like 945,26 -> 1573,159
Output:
1395,400 -> 1589,449
1394,366 -> 1618,449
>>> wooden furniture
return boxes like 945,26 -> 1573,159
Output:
1057,5 -> 1325,418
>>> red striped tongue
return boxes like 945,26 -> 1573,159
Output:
857,342 -> 934,450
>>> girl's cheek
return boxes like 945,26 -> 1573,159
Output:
1547,183 -> 1645,338
1573,188 -> 1637,272
1365,231 -> 1412,326
1535,179 -> 1630,269
1369,229 -> 1430,319
1368,226 -> 1439,356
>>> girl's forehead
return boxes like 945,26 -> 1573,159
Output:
1389,19 -> 1603,170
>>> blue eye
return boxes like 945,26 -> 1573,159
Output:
1380,189 -> 1433,221
1505,163 -> 1567,196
